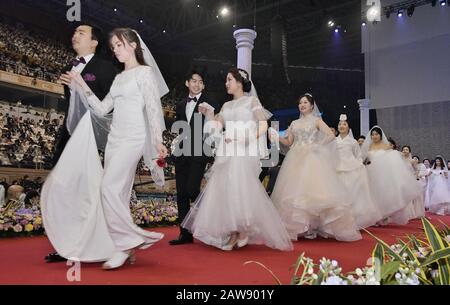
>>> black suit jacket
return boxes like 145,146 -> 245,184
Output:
62,55 -> 118,113
53,55 -> 117,165
175,94 -> 220,163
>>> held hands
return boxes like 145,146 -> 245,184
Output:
198,102 -> 215,119
157,143 -> 169,159
59,71 -> 84,87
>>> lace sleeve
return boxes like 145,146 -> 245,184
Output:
137,67 -> 166,144
251,97 -> 272,121
85,92 -> 114,117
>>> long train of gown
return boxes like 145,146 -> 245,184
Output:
41,66 -> 164,261
181,96 -> 293,251
366,150 -> 422,224
271,116 -> 362,242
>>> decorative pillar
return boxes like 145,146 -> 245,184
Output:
233,29 -> 257,77
358,98 -> 371,136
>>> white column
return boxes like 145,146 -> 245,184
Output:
233,29 -> 257,77
358,98 -> 371,136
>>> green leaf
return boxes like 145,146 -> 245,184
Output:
364,229 -> 403,261
380,261 -> 401,281
421,218 -> 450,285
422,248 -> 450,267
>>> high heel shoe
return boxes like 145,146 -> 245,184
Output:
220,238 -> 239,251
237,236 -> 249,249
102,250 -> 136,270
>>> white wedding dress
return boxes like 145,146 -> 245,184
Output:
426,168 -> 450,215
271,116 -> 362,242
181,96 -> 293,251
41,66 -> 165,261
335,134 -> 382,228
365,150 -> 422,224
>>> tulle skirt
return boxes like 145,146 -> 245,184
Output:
271,144 -> 362,242
337,166 -> 383,228
366,150 -> 422,224
182,154 -> 293,251
427,174 -> 450,215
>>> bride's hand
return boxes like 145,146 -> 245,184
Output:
268,128 -> 279,143
59,71 -> 84,87
157,143 -> 169,159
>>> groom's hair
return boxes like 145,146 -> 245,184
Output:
73,21 -> 105,52
186,69 -> 206,83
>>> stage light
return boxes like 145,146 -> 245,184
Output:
397,10 -> 403,17
334,28 -> 339,33
220,7 -> 230,16
162,29 -> 166,33
327,20 -> 335,27
114,8 -> 118,12
139,19 -> 144,24
197,4 -> 200,8
440,0 -> 446,6
407,5 -> 415,17
362,22 -> 367,26
367,5 -> 380,22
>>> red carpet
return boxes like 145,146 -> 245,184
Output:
0,214 -> 449,285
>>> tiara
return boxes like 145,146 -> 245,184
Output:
340,114 -> 348,121
238,70 -> 248,80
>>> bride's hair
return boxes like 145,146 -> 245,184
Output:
433,156 -> 445,170
370,127 -> 383,140
298,93 -> 315,110
228,67 -> 252,93
109,28 -> 146,66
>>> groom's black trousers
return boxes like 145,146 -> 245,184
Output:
175,157 -> 207,236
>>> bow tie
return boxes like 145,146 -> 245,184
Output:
72,57 -> 86,67
187,97 -> 198,103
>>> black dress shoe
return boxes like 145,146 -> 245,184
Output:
45,252 -> 67,263
169,235 -> 194,246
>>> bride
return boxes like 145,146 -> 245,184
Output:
270,94 -> 361,242
361,126 -> 422,225
42,28 -> 169,269
181,68 -> 293,251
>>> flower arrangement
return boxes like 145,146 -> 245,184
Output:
130,193 -> 178,227
0,206 -> 44,237
0,194 -> 178,237
246,217 -> 450,285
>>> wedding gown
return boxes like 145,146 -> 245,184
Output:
41,66 -> 164,261
426,168 -> 450,215
181,96 -> 293,251
335,134 -> 382,228
402,156 -> 425,219
365,150 -> 422,224
271,115 -> 362,242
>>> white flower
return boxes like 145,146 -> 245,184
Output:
331,260 -> 338,268
321,276 -> 347,285
356,268 -> 363,277
430,270 -> 438,278
445,235 -> 450,243
347,275 -> 355,281
312,274 -> 318,280
395,273 -> 401,280
307,268 -> 314,275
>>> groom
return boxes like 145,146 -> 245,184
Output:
169,70 -> 219,245
46,22 -> 117,262
52,22 -> 117,166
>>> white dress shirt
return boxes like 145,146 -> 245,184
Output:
71,53 -> 95,73
186,93 -> 202,124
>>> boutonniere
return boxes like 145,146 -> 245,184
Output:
83,73 -> 96,82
